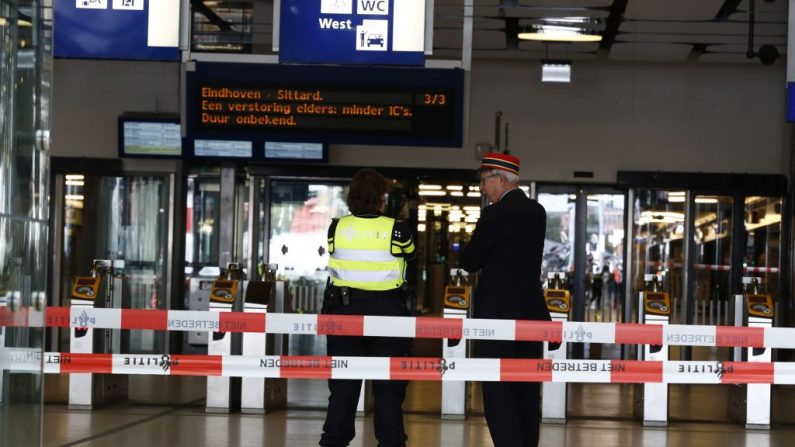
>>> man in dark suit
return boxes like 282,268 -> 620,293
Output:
461,152 -> 550,447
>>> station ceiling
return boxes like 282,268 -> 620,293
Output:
435,0 -> 787,64
192,0 -> 788,64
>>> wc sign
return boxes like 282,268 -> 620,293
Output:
280,0 -> 426,66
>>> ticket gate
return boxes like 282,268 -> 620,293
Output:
68,259 -> 131,410
240,264 -> 289,414
206,263 -> 245,413
441,269 -> 472,419
633,273 -> 670,427
729,277 -> 773,430
186,274 -> 217,349
542,272 -> 570,424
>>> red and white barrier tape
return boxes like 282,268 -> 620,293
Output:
0,351 -> 787,385
0,307 -> 789,349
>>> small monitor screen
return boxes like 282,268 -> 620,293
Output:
194,140 -> 253,158
121,120 -> 181,157
264,141 -> 326,161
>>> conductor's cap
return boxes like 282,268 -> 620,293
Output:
479,152 -> 520,175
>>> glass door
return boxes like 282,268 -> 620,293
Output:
267,179 -> 349,408
0,0 -> 51,443
536,186 -> 626,360
743,196 -> 783,324
55,175 -> 172,353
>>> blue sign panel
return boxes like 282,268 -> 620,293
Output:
280,0 -> 426,66
787,82 -> 795,122
54,0 -> 180,61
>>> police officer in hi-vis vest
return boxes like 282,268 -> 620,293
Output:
319,168 -> 415,447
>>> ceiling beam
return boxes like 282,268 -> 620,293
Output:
599,0 -> 629,49
715,0 -> 743,21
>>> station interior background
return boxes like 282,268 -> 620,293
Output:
3,0 -> 795,445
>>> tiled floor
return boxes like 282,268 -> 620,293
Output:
43,404 -> 795,447
36,333 -> 795,446
40,377 -> 795,447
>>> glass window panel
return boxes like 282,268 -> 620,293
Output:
185,174 -> 221,271
743,196 -> 782,322
692,195 -> 733,328
585,194 -> 625,324
0,0 -> 50,440
631,190 -> 686,325
537,193 -> 576,280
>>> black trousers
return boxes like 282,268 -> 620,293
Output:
477,339 -> 543,447
319,292 -> 412,447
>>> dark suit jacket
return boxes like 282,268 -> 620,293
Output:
461,188 -> 551,323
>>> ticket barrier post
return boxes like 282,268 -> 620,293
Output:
542,272 -> 570,424
633,274 -> 670,427
729,277 -> 773,430
206,263 -> 245,413
69,260 -> 131,410
441,269 -> 472,419
241,264 -> 289,414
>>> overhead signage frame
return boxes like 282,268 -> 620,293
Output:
184,61 -> 464,147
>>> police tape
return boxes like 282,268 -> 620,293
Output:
0,306 -> 789,349
0,351 -> 789,385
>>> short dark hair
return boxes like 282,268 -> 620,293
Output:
347,168 -> 387,213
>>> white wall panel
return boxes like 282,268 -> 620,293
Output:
53,59 -> 179,159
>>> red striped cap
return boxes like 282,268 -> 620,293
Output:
480,152 -> 520,175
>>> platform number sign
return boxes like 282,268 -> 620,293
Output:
112,0 -> 143,10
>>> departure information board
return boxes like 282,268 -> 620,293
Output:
118,115 -> 182,157
185,62 -> 464,147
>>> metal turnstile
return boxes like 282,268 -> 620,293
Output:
69,259 -> 131,410
206,263 -> 244,413
241,264 -> 289,414
542,272 -> 570,424
633,274 -> 670,427
729,277 -> 773,430
441,269 -> 472,419
186,274 -> 216,348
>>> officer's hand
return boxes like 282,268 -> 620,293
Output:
548,341 -> 562,351
447,338 -> 461,348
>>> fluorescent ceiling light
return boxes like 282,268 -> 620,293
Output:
446,185 -> 463,191
450,191 -> 464,197
419,184 -> 442,190
668,196 -> 685,203
695,197 -> 719,204
419,190 -> 446,196
518,25 -> 602,43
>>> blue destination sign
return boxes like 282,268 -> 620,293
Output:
54,0 -> 179,61
279,0 -> 426,66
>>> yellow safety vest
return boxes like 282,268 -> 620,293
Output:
328,215 -> 406,291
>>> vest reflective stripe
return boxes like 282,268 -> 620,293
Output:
332,248 -> 397,262
330,215 -> 405,291
329,268 -> 402,283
